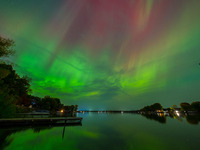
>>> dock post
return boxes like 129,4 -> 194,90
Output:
62,119 -> 67,139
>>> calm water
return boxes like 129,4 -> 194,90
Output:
0,112 -> 200,150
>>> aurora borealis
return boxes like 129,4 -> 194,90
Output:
0,0 -> 200,109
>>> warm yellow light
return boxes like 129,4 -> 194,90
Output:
60,109 -> 64,113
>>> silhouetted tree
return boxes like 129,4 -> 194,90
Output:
35,96 -> 63,111
151,103 -> 163,111
140,103 -> 163,112
0,36 -> 16,117
191,101 -> 200,112
63,105 -> 78,112
0,36 -> 14,57
180,103 -> 191,111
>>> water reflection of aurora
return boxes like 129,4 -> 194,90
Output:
1,113 -> 200,150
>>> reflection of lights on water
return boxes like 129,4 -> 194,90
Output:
157,113 -> 164,117
164,112 -> 169,116
175,110 -> 180,116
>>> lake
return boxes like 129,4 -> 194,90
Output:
0,112 -> 200,150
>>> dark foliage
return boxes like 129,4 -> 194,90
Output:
0,36 -> 14,57
140,103 -> 163,112
180,102 -> 200,112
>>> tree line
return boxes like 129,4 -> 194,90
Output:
180,102 -> 200,112
140,103 -> 163,112
0,36 -> 78,118
140,101 -> 200,112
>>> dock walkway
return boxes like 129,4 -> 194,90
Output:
0,117 -> 82,127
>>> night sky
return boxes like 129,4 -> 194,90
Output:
0,0 -> 200,110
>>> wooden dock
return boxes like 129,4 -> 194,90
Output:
0,117 -> 83,127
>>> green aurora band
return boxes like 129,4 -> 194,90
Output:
0,0 -> 200,109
